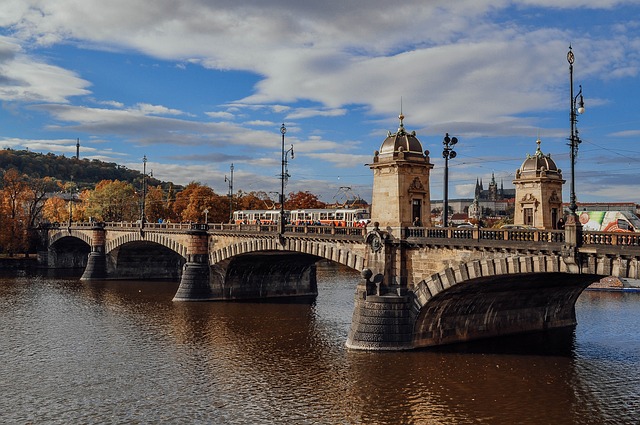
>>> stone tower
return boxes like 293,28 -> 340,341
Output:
513,139 -> 565,229
368,114 -> 433,229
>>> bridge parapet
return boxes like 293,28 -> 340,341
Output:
582,231 -> 640,247
405,227 -> 565,243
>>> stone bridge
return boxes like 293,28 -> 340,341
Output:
42,222 -> 640,351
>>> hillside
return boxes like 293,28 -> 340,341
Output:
0,148 -> 175,190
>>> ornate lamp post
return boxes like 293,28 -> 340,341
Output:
279,123 -> 294,234
442,133 -> 458,228
225,163 -> 234,223
140,155 -> 148,229
68,175 -> 75,228
567,46 -> 585,224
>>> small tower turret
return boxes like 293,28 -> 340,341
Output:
368,114 -> 433,229
513,138 -> 565,229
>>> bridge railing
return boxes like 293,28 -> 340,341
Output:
405,227 -> 565,243
66,221 -> 640,248
582,231 -> 640,247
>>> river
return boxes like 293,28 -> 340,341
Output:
1,263 -> 639,424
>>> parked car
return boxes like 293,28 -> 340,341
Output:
456,223 -> 475,228
500,224 -> 527,230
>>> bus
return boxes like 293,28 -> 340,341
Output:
289,208 -> 370,227
232,210 -> 286,225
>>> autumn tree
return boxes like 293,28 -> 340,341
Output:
285,191 -> 326,209
42,196 -> 69,223
173,182 -> 227,222
236,190 -> 275,210
0,169 -> 29,255
22,176 -> 58,228
85,180 -> 138,222
144,185 -> 168,223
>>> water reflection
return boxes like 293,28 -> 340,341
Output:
1,266 -> 639,424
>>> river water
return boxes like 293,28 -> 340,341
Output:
1,262 -> 639,424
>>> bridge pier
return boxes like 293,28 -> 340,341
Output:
173,227 -> 213,301
346,269 -> 415,350
80,224 -> 107,280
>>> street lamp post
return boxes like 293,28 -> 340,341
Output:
279,123 -> 294,234
442,133 -> 458,228
225,163 -> 234,223
203,208 -> 209,224
140,155 -> 148,229
567,46 -> 585,225
68,175 -> 74,228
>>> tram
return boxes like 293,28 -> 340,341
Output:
232,208 -> 370,227
289,208 -> 370,226
232,209 -> 285,225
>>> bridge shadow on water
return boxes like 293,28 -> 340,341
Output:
425,327 -> 577,357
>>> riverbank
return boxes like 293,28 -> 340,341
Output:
0,255 -> 38,269
587,276 -> 640,292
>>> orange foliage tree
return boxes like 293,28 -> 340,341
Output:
144,185 -> 168,223
236,190 -> 275,210
0,169 -> 29,254
173,182 -> 228,223
285,191 -> 326,209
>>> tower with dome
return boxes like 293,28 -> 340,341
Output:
513,138 -> 565,229
368,114 -> 433,228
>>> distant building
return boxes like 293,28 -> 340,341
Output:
431,173 -> 516,220
474,173 -> 515,202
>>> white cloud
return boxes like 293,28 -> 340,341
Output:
205,111 -> 235,120
0,36 -> 90,102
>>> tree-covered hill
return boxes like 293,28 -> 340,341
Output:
0,148 -> 176,190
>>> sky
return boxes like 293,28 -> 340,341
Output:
1,1 -> 640,206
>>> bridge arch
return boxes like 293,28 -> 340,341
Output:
210,238 -> 367,272
49,229 -> 93,247
411,254 -> 603,348
46,229 -> 92,269
106,231 -> 188,259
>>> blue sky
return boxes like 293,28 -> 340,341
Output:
1,1 -> 640,205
